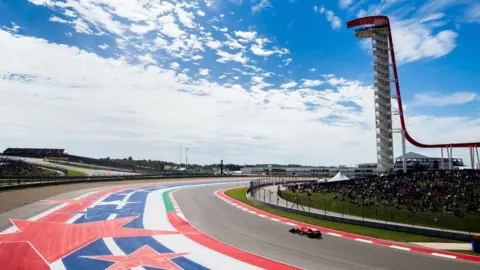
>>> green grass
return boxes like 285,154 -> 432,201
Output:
225,187 -> 463,243
67,170 -> 88,177
282,190 -> 480,233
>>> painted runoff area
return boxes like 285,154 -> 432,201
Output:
0,179 -> 299,270
216,187 -> 480,264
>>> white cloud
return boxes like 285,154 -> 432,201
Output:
413,92 -> 478,106
137,54 -> 156,65
234,31 -> 257,42
224,38 -> 245,50
64,9 -> 76,17
325,76 -> 353,86
160,21 -> 186,38
130,23 -> 156,35
420,13 -> 446,23
339,0 -> 353,9
191,55 -> 203,60
50,16 -> 69,24
354,2 -> 460,64
280,81 -> 297,89
390,17 -> 458,63
197,10 -> 206,17
72,18 -> 94,34
251,38 -> 289,57
204,0 -> 215,7
154,37 -> 168,47
170,62 -> 180,69
199,68 -> 210,76
252,0 -> 272,14
244,64 -> 263,72
28,0 -> 54,5
98,43 -> 109,50
283,58 -> 292,66
314,5 -> 342,30
466,3 -> 480,23
206,40 -> 223,49
176,73 -> 189,82
216,50 -> 248,64
309,68 -> 316,72
2,22 -> 20,33
175,7 -> 196,28
302,79 -> 323,87
250,76 -> 273,92
418,0 -> 459,14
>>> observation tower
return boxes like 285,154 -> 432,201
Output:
347,16 -> 480,171
350,18 -> 394,171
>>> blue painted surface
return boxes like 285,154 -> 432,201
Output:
60,180 -> 248,269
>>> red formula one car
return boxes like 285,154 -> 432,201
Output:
289,226 -> 322,239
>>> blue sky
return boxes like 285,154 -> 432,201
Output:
0,0 -> 479,166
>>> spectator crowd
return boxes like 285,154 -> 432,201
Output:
287,170 -> 480,217
0,159 -> 54,176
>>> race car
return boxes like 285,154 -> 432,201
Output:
289,226 -> 322,239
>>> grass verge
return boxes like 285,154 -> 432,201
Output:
67,170 -> 88,177
282,190 -> 480,233
225,187 -> 462,243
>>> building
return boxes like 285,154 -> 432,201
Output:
394,152 -> 464,170
240,166 -> 378,177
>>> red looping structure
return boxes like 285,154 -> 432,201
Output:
347,16 -> 480,148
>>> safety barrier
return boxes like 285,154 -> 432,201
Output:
247,181 -> 475,242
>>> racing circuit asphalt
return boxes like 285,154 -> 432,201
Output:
174,184 -> 480,270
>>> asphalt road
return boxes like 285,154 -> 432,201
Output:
174,184 -> 479,270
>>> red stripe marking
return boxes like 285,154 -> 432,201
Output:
218,188 -> 480,264
167,212 -> 301,269
0,242 -> 49,270
0,179 -> 244,268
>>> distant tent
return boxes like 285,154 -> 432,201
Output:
316,178 -> 329,183
317,171 -> 350,183
329,171 -> 350,182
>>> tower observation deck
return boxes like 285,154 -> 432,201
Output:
347,16 -> 480,171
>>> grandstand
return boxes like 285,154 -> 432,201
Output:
0,158 -> 59,176
1,148 -> 167,173
282,169 -> 480,232
3,148 -> 66,158
394,152 -> 464,171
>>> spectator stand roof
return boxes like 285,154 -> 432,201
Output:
395,152 -> 430,160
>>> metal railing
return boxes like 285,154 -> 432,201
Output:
247,177 -> 479,241
276,189 -> 480,234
